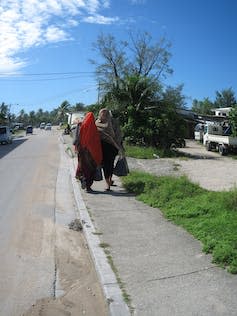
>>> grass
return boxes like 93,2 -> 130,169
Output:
99,242 -> 134,313
99,242 -> 110,249
122,171 -> 237,274
124,144 -> 184,159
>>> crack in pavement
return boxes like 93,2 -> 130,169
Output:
146,265 -> 217,283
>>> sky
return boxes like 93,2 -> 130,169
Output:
0,0 -> 237,115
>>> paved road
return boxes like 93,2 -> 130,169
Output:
0,129 -> 108,316
0,129 -> 59,315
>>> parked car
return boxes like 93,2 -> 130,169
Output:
40,122 -> 46,129
0,126 -> 13,144
26,125 -> 33,134
45,123 -> 52,130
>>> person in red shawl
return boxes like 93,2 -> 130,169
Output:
74,112 -> 102,193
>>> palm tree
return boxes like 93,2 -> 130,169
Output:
0,102 -> 8,124
57,100 -> 70,122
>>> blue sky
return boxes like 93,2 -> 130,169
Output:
0,0 -> 236,115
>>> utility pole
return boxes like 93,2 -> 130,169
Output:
97,82 -> 101,104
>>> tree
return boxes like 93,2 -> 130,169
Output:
0,102 -> 9,124
214,88 -> 237,108
35,108 -> 44,124
99,74 -> 163,145
228,106 -> 237,136
90,33 -> 127,94
91,31 -> 172,100
72,102 -> 85,112
29,111 -> 36,125
90,31 -> 189,148
162,85 -> 186,109
191,98 -> 214,115
18,109 -> 27,124
57,100 -> 70,122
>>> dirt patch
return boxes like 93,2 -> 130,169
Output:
127,140 -> 237,191
23,224 -> 108,316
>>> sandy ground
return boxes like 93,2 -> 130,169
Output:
127,139 -> 237,191
23,223 -> 108,316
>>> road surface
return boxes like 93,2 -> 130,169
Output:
0,128 -> 108,316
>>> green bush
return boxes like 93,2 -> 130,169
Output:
124,144 -> 183,159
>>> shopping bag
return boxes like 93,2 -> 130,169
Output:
94,166 -> 103,181
113,157 -> 129,176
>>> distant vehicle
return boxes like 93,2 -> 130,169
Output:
0,126 -> 13,144
40,122 -> 46,129
26,125 -> 33,134
45,123 -> 52,130
203,122 -> 237,155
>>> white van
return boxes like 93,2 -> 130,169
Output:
0,126 -> 13,144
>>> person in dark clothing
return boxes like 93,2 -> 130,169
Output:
95,108 -> 122,191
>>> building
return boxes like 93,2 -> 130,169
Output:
66,111 -> 85,126
211,107 -> 232,117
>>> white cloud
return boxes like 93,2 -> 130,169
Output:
83,14 -> 119,24
0,56 -> 27,74
44,26 -> 70,42
0,0 -> 118,73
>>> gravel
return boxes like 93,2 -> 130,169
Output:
126,140 -> 237,191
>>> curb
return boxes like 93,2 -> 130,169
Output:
66,149 -> 130,316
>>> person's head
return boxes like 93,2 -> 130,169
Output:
98,108 -> 111,123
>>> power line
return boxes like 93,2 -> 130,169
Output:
0,71 -> 95,76
0,75 -> 95,82
0,71 -> 97,82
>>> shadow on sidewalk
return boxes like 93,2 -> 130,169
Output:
82,188 -> 135,198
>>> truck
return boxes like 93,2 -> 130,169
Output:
203,122 -> 237,155
194,123 -> 204,142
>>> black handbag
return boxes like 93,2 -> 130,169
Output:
113,157 -> 129,177
94,166 -> 103,181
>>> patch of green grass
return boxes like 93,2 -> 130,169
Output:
124,144 -> 184,159
122,171 -> 237,273
98,243 -> 134,313
106,254 -> 133,311
228,153 -> 237,160
99,242 -> 110,248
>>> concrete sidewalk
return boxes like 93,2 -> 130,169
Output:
63,135 -> 237,316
